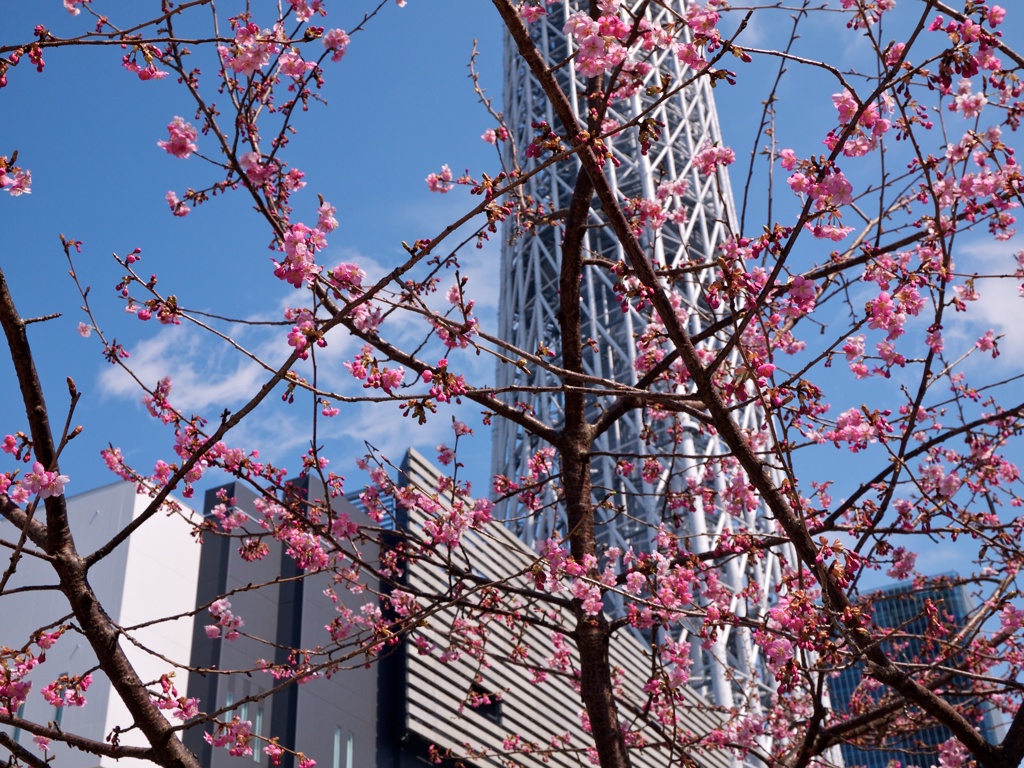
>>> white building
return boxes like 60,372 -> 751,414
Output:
0,482 -> 201,768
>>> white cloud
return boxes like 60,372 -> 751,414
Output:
947,236 -> 1024,362
97,326 -> 270,413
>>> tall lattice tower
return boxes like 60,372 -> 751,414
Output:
491,0 -> 791,722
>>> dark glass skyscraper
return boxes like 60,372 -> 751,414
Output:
828,575 -> 1001,768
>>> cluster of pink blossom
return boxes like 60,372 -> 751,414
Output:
622,190 -> 687,234
949,78 -> 988,118
425,164 -> 454,193
205,598 -> 244,640
519,3 -> 547,23
827,89 -> 892,157
63,0 -> 90,15
325,262 -> 364,295
886,546 -> 917,580
322,29 -> 349,62
481,126 -> 509,144
787,165 -> 853,210
937,737 -> 970,768
285,307 -> 324,359
675,1 -> 725,70
824,407 -> 894,452
562,7 -> 631,79
281,528 -> 330,571
219,22 -> 283,78
205,717 -> 254,758
238,152 -> 276,187
151,673 -> 200,721
1000,603 -> 1024,633
122,45 -> 169,81
41,673 -> 92,708
278,49 -> 315,79
0,166 -> 31,196
544,631 -> 576,677
919,460 -> 963,498
839,0 -> 896,29
865,291 -> 910,341
418,495 -> 494,549
210,501 -> 252,533
781,151 -> 858,239
785,275 -> 817,317
100,446 -> 134,482
976,329 -> 1000,357
142,376 -> 176,424
429,283 -> 479,349
422,359 -> 467,405
324,601 -> 384,647
273,222 -> 325,287
23,461 -> 70,499
157,117 -> 198,159
693,143 -> 735,175
0,648 -> 43,717
287,0 -> 325,23
165,190 -> 190,217
345,345 -> 405,395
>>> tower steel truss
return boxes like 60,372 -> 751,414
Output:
492,0 -> 795,737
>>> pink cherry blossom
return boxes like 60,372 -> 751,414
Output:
288,0 -> 324,22
832,89 -> 859,124
323,29 -> 350,62
219,24 -> 281,77
273,223 -> 324,287
426,164 -> 454,193
208,598 -> 244,641
693,143 -> 735,175
976,329 -> 1000,357
317,201 -> 338,232
1,169 -> 31,196
122,55 -> 168,81
23,461 -> 70,499
63,0 -> 89,14
165,190 -> 190,217
951,79 -> 987,118
157,117 -> 198,159
520,4 -> 547,23
279,49 -> 315,79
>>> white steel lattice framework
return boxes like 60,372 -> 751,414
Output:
491,0 -> 795,736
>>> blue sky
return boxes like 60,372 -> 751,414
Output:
2,0 -> 1022,575
1,1 -> 508,501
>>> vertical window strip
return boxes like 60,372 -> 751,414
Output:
332,727 -> 342,768
253,707 -> 264,762
12,703 -> 25,742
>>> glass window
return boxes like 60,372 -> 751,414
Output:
332,728 -> 354,768
12,703 -> 25,742
253,707 -> 264,762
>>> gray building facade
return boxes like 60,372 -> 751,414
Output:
184,476 -> 378,768
186,453 -> 728,768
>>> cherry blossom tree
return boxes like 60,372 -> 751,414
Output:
2,2 -> 1024,768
